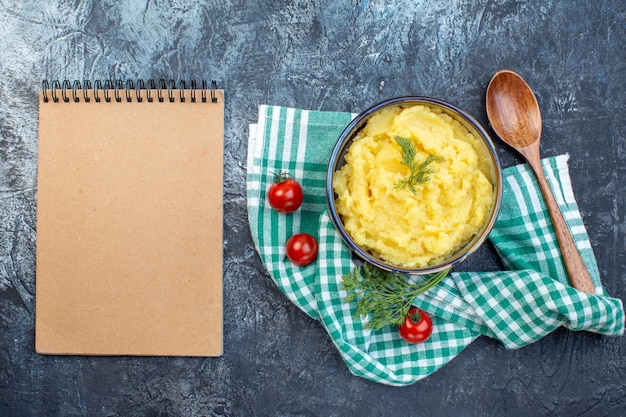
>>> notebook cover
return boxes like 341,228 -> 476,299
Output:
35,88 -> 224,356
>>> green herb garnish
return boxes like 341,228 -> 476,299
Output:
393,135 -> 445,194
342,263 -> 449,330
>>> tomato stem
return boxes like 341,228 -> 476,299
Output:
410,310 -> 422,323
272,170 -> 290,183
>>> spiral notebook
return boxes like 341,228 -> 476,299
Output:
36,79 -> 224,356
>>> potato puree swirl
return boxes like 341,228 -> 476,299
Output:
332,104 -> 495,268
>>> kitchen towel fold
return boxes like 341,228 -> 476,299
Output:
246,105 -> 624,386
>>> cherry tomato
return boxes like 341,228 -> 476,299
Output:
285,233 -> 318,266
267,171 -> 303,213
398,307 -> 433,344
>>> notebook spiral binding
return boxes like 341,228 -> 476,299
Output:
41,79 -> 219,104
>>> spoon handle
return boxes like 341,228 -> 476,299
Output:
524,148 -> 596,294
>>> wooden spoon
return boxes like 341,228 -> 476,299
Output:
486,70 -> 595,294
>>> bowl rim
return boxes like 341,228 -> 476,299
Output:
326,96 -> 503,275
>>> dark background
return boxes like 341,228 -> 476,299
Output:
1,1 -> 625,416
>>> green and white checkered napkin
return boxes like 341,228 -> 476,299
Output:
246,105 -> 624,386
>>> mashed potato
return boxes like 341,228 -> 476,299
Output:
333,104 -> 495,268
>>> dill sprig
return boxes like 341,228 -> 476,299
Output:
342,263 -> 449,330
393,135 -> 445,194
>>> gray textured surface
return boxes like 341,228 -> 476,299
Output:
1,1 -> 625,416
